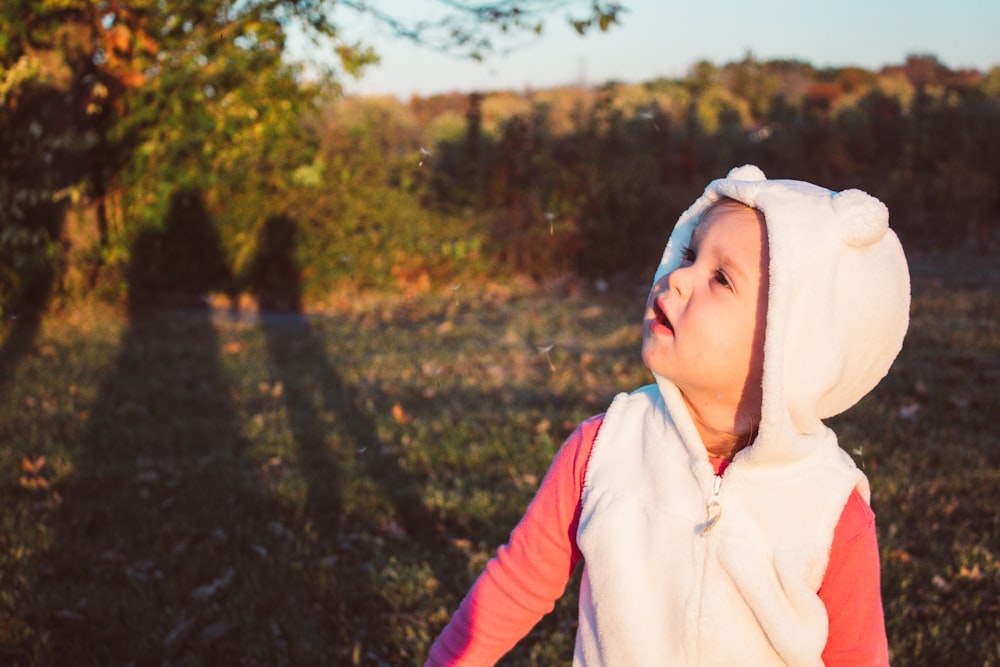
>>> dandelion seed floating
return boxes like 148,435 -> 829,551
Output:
448,283 -> 462,306
639,110 -> 660,131
545,211 -> 556,236
537,344 -> 556,372
418,146 -> 432,167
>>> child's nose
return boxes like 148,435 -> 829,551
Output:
667,265 -> 692,297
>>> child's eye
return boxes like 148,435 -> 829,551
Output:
714,270 -> 732,289
680,246 -> 696,264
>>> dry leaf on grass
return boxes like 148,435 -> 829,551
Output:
191,568 -> 236,603
19,456 -> 51,491
890,548 -> 914,564
392,403 -> 411,425
164,618 -> 196,657
381,518 -> 409,541
21,456 -> 46,475
19,475 -> 49,491
899,400 -> 921,421
931,574 -> 952,593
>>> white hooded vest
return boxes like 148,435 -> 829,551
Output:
573,166 -> 910,665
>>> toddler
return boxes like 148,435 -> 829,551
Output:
427,165 -> 910,666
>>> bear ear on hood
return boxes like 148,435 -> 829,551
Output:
832,189 -> 890,248
726,164 -> 767,181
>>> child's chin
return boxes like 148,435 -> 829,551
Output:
639,348 -> 666,377
639,340 -> 654,364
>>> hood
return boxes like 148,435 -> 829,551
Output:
652,164 -> 911,466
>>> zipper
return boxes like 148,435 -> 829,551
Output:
701,474 -> 723,533
693,471 -> 723,658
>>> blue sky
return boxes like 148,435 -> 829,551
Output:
292,0 -> 1000,98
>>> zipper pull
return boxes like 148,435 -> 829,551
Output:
702,475 -> 723,534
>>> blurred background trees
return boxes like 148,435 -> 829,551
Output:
1,0 -> 997,314
426,52 -> 1000,285
0,0 -> 623,313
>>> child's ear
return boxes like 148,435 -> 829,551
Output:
726,164 -> 767,181
831,189 -> 890,247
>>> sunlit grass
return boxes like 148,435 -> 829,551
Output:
0,258 -> 997,666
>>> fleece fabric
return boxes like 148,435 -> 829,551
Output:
423,415 -> 889,666
574,165 -> 910,665
576,383 -> 861,665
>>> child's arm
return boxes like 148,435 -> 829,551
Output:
425,416 -> 601,666
819,489 -> 890,666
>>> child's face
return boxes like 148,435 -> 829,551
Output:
642,203 -> 769,422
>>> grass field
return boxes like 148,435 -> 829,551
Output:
0,255 -> 997,666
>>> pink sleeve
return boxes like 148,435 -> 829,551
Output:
425,415 -> 602,666
819,489 -> 890,666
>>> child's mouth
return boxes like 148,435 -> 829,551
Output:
653,301 -> 674,332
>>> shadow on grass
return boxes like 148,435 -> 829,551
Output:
12,204 -> 639,664
247,214 -> 471,660
0,198 -> 64,406
30,190 -> 306,664
16,202 -> 476,664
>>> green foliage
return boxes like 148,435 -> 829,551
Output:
0,0 -> 327,310
0,49 -> 72,316
983,66 -> 1000,98
2,0 -> 616,310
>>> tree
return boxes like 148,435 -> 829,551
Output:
323,1 -> 623,61
0,0 -> 624,307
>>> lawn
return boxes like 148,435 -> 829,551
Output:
0,256 -> 997,666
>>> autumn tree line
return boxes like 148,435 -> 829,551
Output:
2,0 -> 998,314
420,54 -> 1000,282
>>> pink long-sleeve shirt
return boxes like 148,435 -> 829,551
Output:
427,415 -> 889,666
